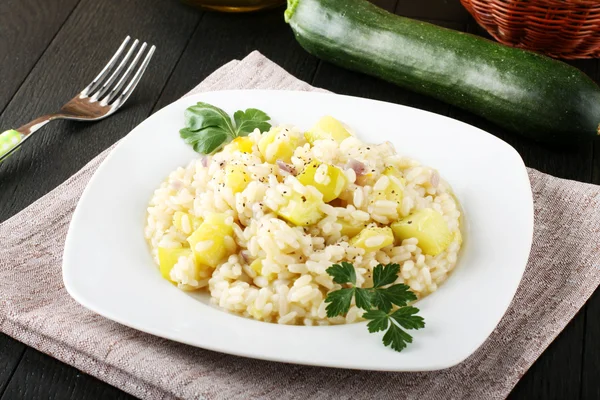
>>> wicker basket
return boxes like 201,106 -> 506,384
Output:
460,0 -> 600,59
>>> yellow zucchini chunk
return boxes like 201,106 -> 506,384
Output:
276,189 -> 324,226
250,259 -> 276,281
391,208 -> 452,256
337,218 -> 369,238
258,127 -> 299,163
158,247 -> 192,282
297,161 -> 347,202
227,136 -> 254,153
349,226 -> 394,252
187,213 -> 235,267
305,116 -> 351,144
225,164 -> 250,193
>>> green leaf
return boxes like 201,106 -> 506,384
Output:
370,288 -> 393,313
354,288 -> 372,311
363,309 -> 389,333
370,283 -> 415,313
372,263 -> 400,288
382,323 -> 413,352
326,262 -> 357,285
390,306 -> 425,330
180,128 -> 229,155
233,108 -> 272,137
322,262 -> 425,353
384,284 -> 418,307
180,102 -> 272,154
325,288 -> 355,318
180,102 -> 238,154
185,102 -> 235,133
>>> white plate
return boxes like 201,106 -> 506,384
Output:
63,90 -> 533,372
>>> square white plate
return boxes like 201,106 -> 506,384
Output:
63,90 -> 533,371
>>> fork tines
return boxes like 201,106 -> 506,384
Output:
81,36 -> 156,107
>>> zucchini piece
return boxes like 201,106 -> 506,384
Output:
285,0 -> 600,143
157,247 -> 192,282
391,209 -> 452,256
187,213 -> 235,267
305,116 -> 351,144
297,160 -> 347,202
349,226 -> 394,253
276,189 -> 324,226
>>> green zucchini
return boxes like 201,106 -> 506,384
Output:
285,0 -> 600,143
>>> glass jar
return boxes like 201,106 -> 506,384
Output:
182,0 -> 285,12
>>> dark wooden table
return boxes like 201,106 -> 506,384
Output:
0,0 -> 598,398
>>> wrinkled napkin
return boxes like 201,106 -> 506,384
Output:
2,51 -> 600,400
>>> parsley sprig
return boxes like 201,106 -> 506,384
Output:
180,102 -> 271,154
325,262 -> 425,352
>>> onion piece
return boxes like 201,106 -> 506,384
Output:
347,159 -> 367,176
240,250 -> 251,264
276,160 -> 297,176
170,180 -> 184,191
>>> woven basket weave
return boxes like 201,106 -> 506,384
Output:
460,0 -> 600,59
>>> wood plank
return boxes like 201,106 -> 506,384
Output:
0,0 -> 202,223
395,0 -> 471,23
0,348 -> 134,400
508,313 -> 585,399
0,334 -> 25,396
582,289 -> 600,400
0,0 -> 81,112
153,7 -> 319,112
371,0 -> 398,12
583,57 -> 600,400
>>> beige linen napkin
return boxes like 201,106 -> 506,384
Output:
2,51 -> 600,400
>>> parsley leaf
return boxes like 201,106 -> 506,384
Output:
234,108 -> 272,136
325,288 -> 354,318
180,128 -> 229,155
382,323 -> 413,352
373,263 -> 400,287
371,283 -> 417,312
390,306 -> 425,330
326,262 -> 356,285
324,262 -> 425,353
180,102 -> 272,154
185,103 -> 235,133
354,288 -> 372,311
363,309 -> 389,333
370,288 -> 394,313
364,307 -> 424,351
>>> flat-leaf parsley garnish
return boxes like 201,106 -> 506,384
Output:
180,102 -> 271,154
324,262 -> 425,352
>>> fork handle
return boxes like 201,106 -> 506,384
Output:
0,130 -> 23,160
0,115 -> 57,163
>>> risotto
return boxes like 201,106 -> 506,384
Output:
145,116 -> 462,326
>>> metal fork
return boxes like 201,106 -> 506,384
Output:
0,36 -> 156,163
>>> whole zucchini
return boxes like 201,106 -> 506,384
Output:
285,0 -> 600,143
